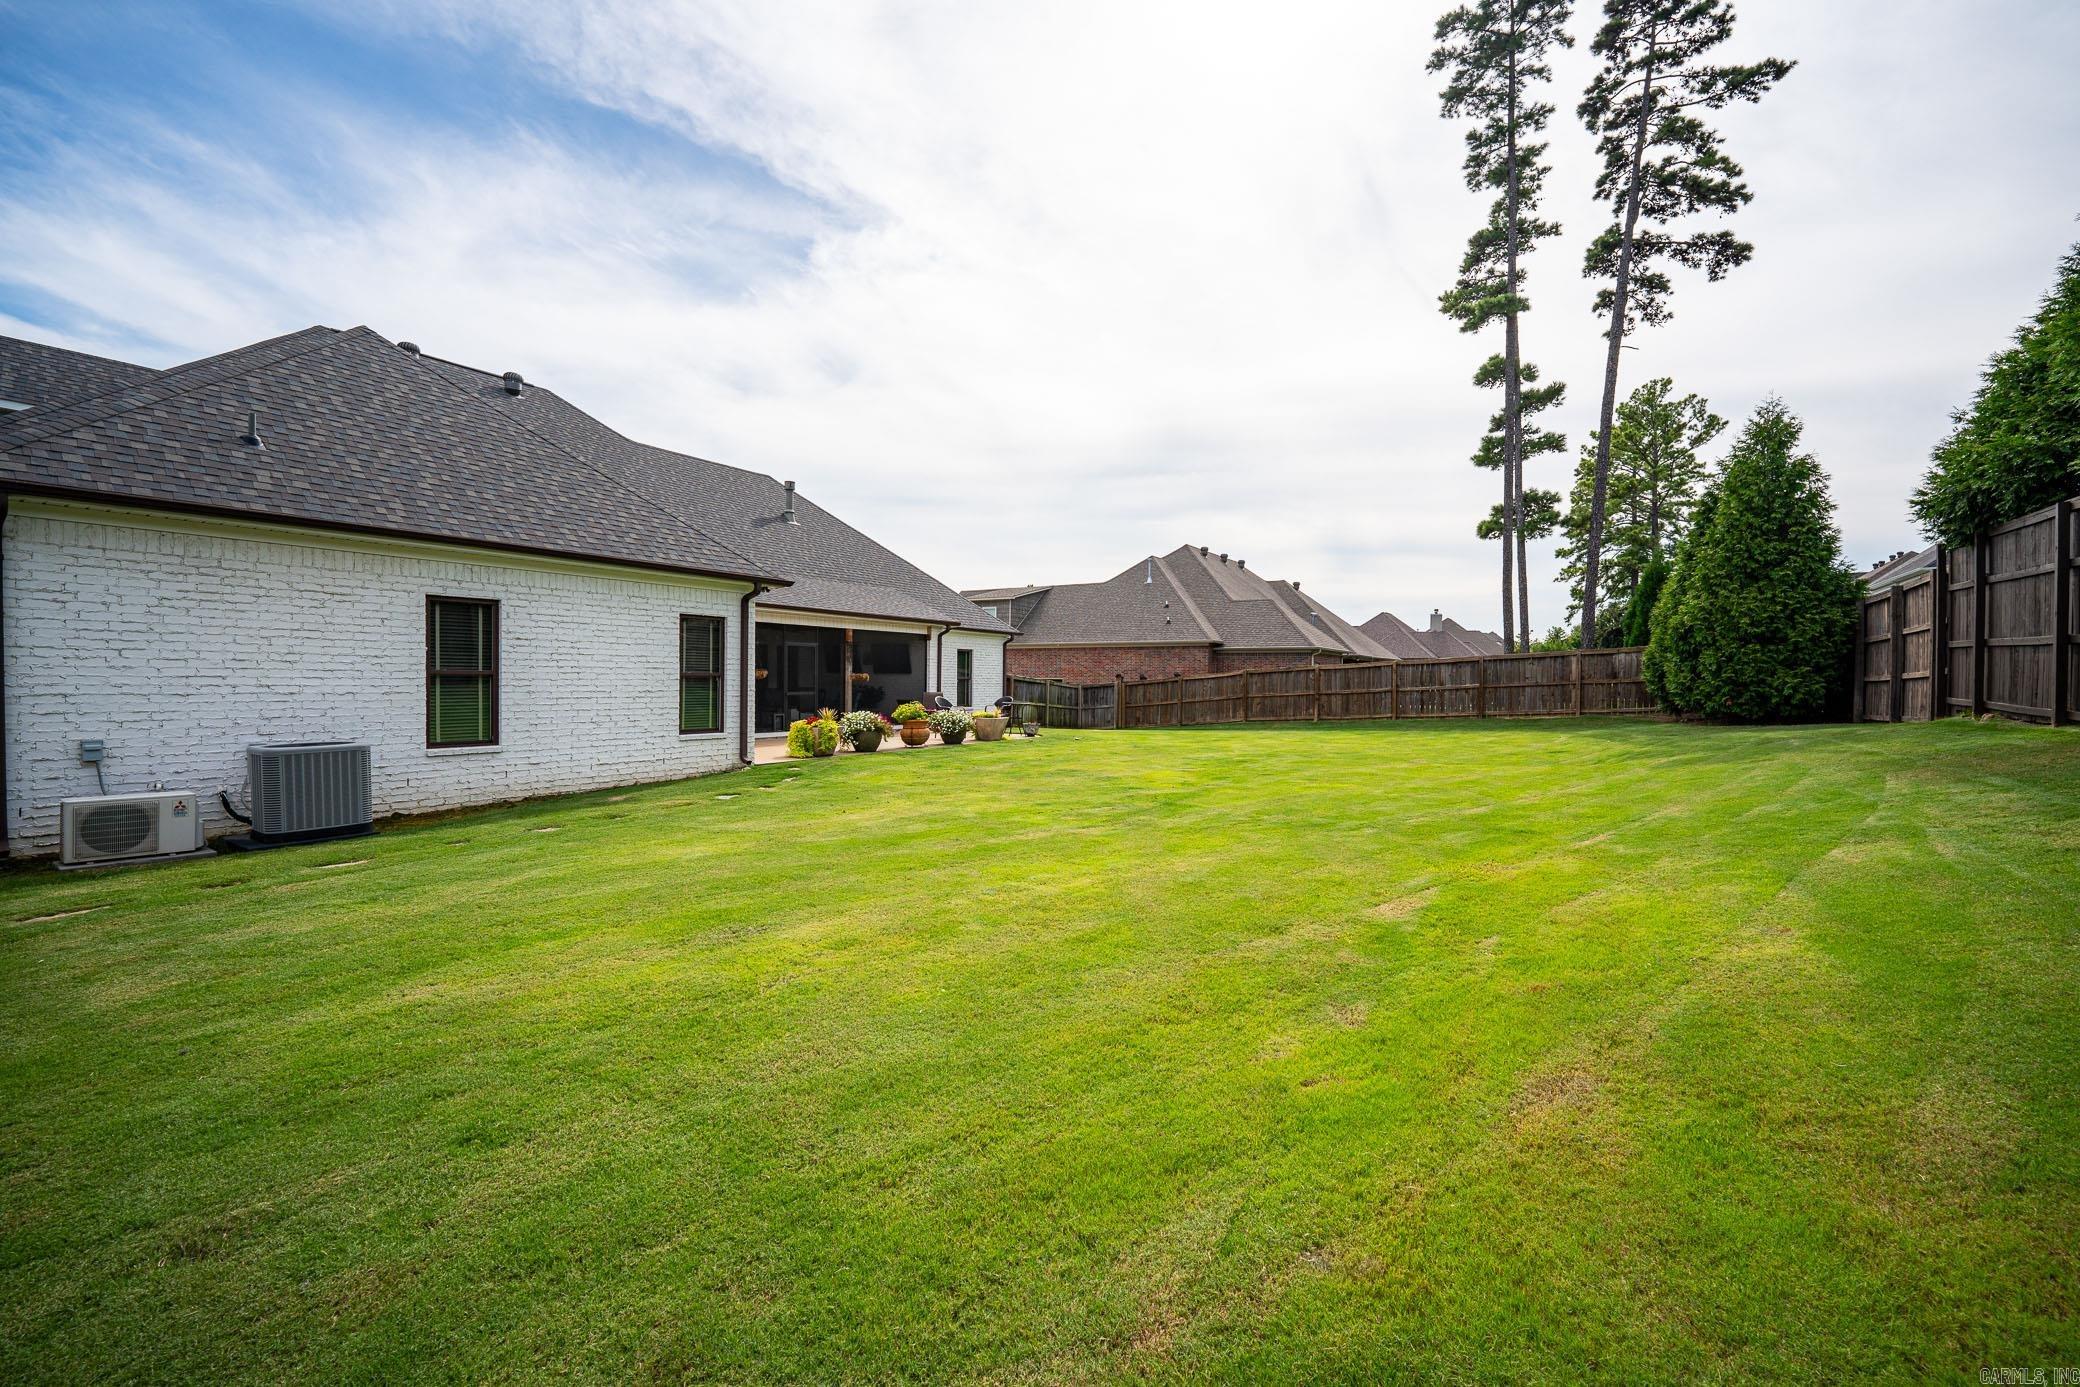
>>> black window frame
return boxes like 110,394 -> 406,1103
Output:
956,647 -> 974,705
679,614 -> 725,735
425,595 -> 500,748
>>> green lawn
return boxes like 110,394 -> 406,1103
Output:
3,720 -> 2077,1382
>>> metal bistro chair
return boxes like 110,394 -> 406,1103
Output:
920,691 -> 954,712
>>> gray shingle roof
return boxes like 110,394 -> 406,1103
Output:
0,327 -> 777,583
1862,545 -> 1938,591
1359,611 -> 1502,659
0,336 -> 156,410
1356,611 -> 1436,660
419,355 -> 1012,633
988,545 -> 1384,658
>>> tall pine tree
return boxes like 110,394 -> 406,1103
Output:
1431,0 -> 1572,651
1575,0 -> 1790,646
1554,376 -> 1723,637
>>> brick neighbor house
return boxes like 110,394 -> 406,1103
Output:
967,545 -> 1395,682
0,326 -> 1009,855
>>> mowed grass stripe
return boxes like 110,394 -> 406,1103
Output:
1,719 -> 2075,1381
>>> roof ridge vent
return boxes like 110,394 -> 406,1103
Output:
398,341 -> 421,357
501,371 -> 525,396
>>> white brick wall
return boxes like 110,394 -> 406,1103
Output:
3,504 -> 752,855
942,631 -> 1008,709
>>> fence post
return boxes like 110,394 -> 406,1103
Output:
1475,657 -> 1487,718
1852,596 -> 1868,722
2055,498 -> 2073,727
1243,671 -> 1255,722
1389,659 -> 1399,719
1114,675 -> 1126,731
1573,651 -> 1584,715
1889,583 -> 1905,723
1972,533 -> 1989,718
1921,544 -> 1938,723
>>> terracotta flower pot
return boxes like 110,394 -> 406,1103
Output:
971,716 -> 1006,742
900,720 -> 932,747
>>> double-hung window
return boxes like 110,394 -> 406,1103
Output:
680,615 -> 724,734
426,597 -> 498,747
956,648 -> 974,705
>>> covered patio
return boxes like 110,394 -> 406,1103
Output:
753,616 -> 932,735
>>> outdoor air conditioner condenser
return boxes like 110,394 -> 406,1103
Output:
246,741 -> 373,844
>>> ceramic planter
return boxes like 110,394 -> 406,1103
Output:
971,716 -> 1006,742
900,720 -> 932,747
850,727 -> 883,753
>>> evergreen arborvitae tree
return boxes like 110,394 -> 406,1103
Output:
1575,0 -> 1790,646
1910,242 -> 2080,546
1431,0 -> 1573,651
1642,400 -> 1858,721
1620,556 -> 1669,646
1555,376 -> 1723,635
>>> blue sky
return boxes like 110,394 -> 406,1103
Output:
3,1 -> 2078,631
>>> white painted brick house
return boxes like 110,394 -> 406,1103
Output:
0,329 -> 1012,855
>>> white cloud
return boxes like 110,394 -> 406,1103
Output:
6,1 -> 2078,633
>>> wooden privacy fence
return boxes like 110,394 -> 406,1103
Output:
1008,677 -> 1117,729
1857,495 -> 2076,725
1116,649 -> 1652,729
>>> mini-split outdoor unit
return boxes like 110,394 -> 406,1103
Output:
247,741 -> 373,843
60,791 -> 207,868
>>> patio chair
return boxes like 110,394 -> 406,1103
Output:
920,691 -> 953,711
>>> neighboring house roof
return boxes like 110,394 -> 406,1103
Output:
0,327 -> 777,583
1360,611 -> 1502,659
0,336 -> 157,410
1356,610 -> 1438,660
983,545 -> 1385,658
1863,545 -> 1938,591
420,354 -> 1012,634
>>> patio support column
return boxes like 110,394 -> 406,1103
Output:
842,628 -> 854,714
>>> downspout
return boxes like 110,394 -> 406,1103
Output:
740,583 -> 762,765
934,626 -> 948,695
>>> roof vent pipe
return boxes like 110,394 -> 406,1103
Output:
782,480 -> 799,525
398,341 -> 421,357
240,409 -> 264,449
1144,557 -> 1153,584
501,371 -> 524,396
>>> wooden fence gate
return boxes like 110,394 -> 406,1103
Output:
1857,495 -> 2076,725
1007,678 -> 1116,729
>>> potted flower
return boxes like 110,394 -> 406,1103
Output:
928,708 -> 972,746
892,700 -> 932,746
970,707 -> 1007,741
839,709 -> 891,752
787,709 -> 840,758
